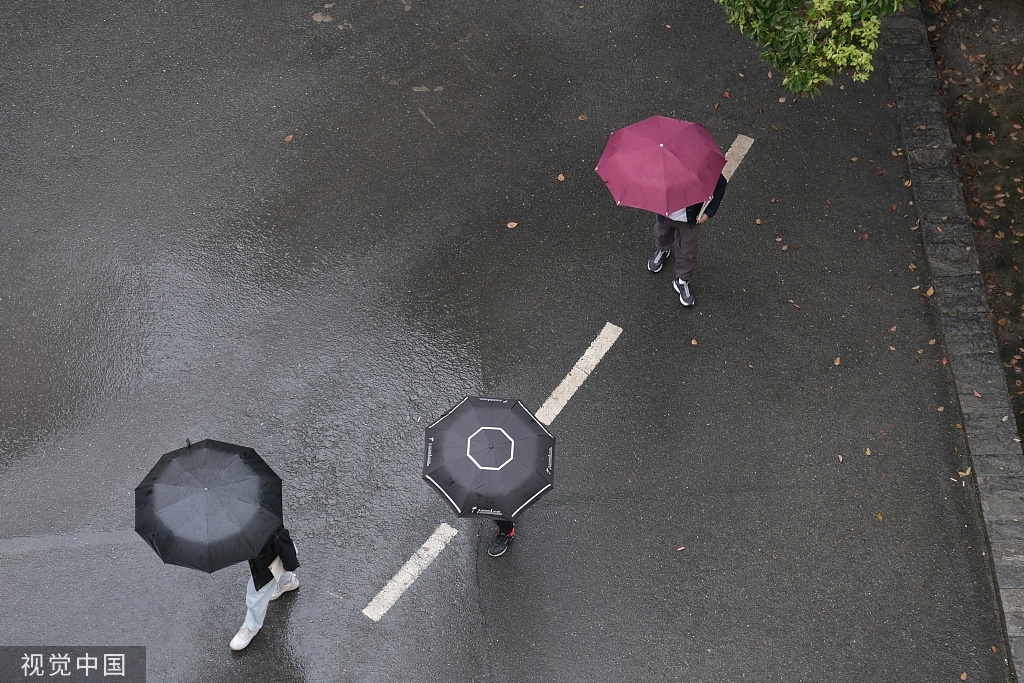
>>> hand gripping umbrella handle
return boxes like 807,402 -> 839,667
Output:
695,199 -> 711,222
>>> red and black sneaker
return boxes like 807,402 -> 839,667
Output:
487,528 -> 516,557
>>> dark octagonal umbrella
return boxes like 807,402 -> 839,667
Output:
135,439 -> 283,574
423,397 -> 554,521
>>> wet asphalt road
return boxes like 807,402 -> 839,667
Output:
0,1 -> 1012,681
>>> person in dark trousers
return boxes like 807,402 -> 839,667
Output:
488,519 -> 515,557
230,526 -> 300,651
647,173 -> 728,307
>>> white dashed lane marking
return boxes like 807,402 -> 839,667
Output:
361,523 -> 458,622
535,322 -> 623,425
722,134 -> 754,181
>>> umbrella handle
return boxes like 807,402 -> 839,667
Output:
696,199 -> 711,222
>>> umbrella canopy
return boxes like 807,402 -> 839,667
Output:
423,397 -> 554,521
595,115 -> 726,216
135,439 -> 283,574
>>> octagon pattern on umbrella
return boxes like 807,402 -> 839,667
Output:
467,427 -> 514,470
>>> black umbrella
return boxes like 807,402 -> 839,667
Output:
135,439 -> 283,574
423,397 -> 554,520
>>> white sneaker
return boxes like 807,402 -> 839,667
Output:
673,278 -> 695,307
229,625 -> 259,651
270,575 -> 300,601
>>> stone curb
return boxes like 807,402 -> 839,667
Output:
882,5 -> 1024,677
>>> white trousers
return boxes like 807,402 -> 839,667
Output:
243,571 -> 295,631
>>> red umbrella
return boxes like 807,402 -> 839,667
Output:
595,116 -> 726,218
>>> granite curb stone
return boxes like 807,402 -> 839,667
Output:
883,3 -> 1024,676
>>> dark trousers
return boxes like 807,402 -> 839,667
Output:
653,216 -> 701,281
495,520 -> 514,534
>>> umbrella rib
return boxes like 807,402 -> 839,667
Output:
510,484 -> 552,518
424,474 -> 462,514
426,396 -> 470,429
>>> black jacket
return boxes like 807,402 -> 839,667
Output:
661,173 -> 728,225
249,526 -> 300,590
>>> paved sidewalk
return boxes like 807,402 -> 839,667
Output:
883,4 -> 1024,677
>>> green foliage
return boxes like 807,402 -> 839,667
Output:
714,0 -> 908,95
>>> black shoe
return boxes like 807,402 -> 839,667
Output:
487,529 -> 516,557
648,249 -> 671,273
673,278 -> 695,306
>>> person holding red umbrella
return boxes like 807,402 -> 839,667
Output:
647,172 -> 728,306
595,116 -> 728,307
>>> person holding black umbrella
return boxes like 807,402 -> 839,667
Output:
230,526 -> 301,651
134,439 -> 300,651
423,397 -> 554,560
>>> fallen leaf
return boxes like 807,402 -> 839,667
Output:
851,156 -> 859,162
557,173 -> 565,182
283,134 -> 294,142
890,203 -> 898,211
676,546 -> 686,551
941,357 -> 948,366
928,339 -> 936,345
691,339 -> 698,346
876,512 -> 884,523
904,180 -> 913,187
961,673 -> 968,681
723,90 -> 731,98
937,406 -> 945,412
958,466 -> 972,477
890,325 -> 898,332
506,222 -> 518,229
781,244 -> 789,252
788,300 -> 801,309
866,447 -> 872,456
779,97 -> 787,103
888,345 -> 896,351
923,286 -> 935,298
861,233 -> 870,240
755,218 -> 762,225
837,454 -> 844,463
973,390 -> 983,398
770,123 -> 780,131
834,356 -> 842,366
908,262 -> 917,271
577,114 -> 588,121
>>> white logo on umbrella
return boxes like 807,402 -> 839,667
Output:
466,427 -> 514,471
